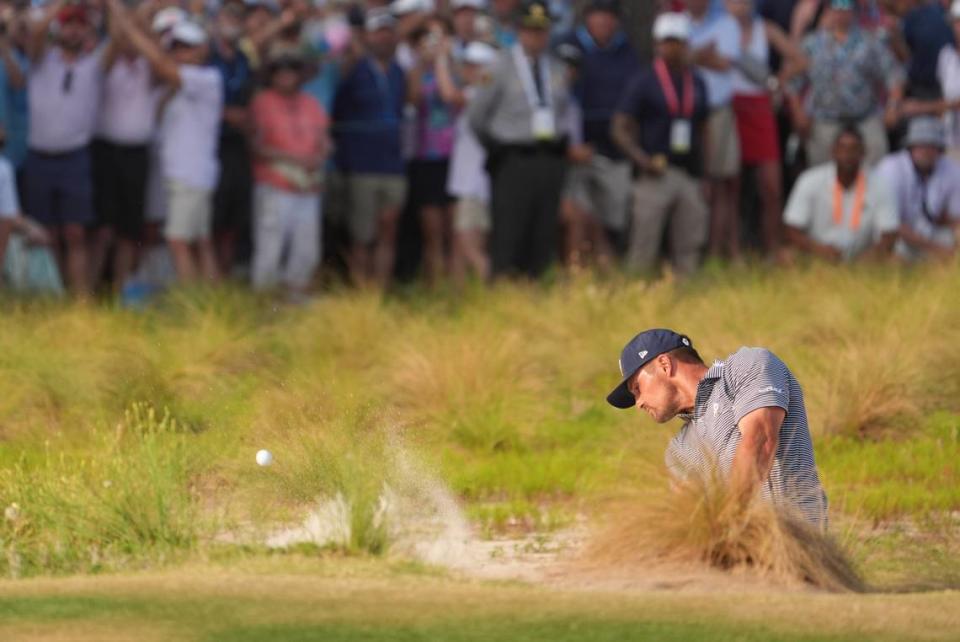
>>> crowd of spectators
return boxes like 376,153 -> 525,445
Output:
0,0 -> 958,300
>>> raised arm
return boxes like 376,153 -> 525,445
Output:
27,0 -> 66,63
105,0 -> 181,88
434,40 -> 466,108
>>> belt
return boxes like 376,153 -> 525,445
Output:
28,146 -> 89,160
496,138 -> 568,156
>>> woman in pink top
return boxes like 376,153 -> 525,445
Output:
250,47 -> 330,297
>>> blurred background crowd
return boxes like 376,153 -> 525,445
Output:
0,0 -> 958,300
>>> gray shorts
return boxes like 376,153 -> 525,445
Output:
562,154 -> 632,231
347,173 -> 407,245
164,179 -> 213,242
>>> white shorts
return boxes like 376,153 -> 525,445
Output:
164,179 -> 213,242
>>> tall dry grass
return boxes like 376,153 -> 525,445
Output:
585,466 -> 865,593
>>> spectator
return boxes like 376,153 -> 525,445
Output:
875,116 -> 960,260
333,11 -> 407,287
210,2 -> 255,277
611,12 -> 710,275
726,0 -> 801,256
468,0 -> 572,278
689,0 -> 742,259
0,124 -> 35,270
407,18 -> 459,284
445,40 -> 497,282
787,0 -> 905,167
898,0 -> 954,99
451,0 -> 485,57
0,6 -> 27,172
902,0 -> 960,161
560,0 -> 638,254
783,125 -> 898,261
250,47 -> 330,296
89,31 -> 158,291
108,1 -> 225,283
392,0 -> 430,71
939,0 -> 960,161
491,0 -> 520,47
24,0 -> 105,296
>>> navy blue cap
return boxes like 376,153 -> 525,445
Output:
606,329 -> 695,409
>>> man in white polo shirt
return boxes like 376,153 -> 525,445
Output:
107,0 -> 224,283
24,0 -> 105,295
90,35 -> 159,291
783,126 -> 898,262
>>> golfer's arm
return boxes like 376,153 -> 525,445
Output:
730,407 -> 784,504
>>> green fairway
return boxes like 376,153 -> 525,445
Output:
1,562 -> 959,642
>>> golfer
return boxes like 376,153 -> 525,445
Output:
607,329 -> 828,528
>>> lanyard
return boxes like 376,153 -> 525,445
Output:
512,44 -> 552,109
653,58 -> 694,118
832,171 -> 866,231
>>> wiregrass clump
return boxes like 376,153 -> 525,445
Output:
0,404 -> 201,577
587,468 -> 865,593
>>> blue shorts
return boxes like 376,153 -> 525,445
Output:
24,147 -> 95,227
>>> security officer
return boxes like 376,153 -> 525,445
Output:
468,0 -> 572,278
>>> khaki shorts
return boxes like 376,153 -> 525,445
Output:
347,173 -> 407,245
453,196 -> 490,233
704,106 -> 740,179
164,179 -> 213,242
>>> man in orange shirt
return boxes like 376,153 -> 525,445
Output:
250,46 -> 331,296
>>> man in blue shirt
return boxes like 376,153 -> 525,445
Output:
333,10 -> 407,287
209,2 -> 254,276
900,0 -> 955,99
560,0 -> 638,237
611,12 -> 710,276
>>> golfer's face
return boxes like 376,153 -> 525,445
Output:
628,365 -> 677,424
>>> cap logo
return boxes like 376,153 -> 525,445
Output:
681,338 -> 690,346
638,350 -> 648,359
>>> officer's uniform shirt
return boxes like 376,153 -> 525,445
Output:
666,347 -> 829,528
467,45 -> 571,146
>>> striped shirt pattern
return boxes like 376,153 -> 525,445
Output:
665,347 -> 828,528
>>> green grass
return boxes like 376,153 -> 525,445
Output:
0,563 -> 958,641
0,263 -> 959,578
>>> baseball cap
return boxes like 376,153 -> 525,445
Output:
653,12 -> 690,42
606,329 -> 696,409
366,9 -> 396,31
463,41 -> 498,66
452,0 -> 486,10
169,20 -> 209,47
151,6 -> 187,33
903,116 -> 946,149
518,0 -> 552,30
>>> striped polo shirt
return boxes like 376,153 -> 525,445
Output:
665,347 -> 828,528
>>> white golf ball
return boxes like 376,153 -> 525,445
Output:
255,449 -> 273,467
